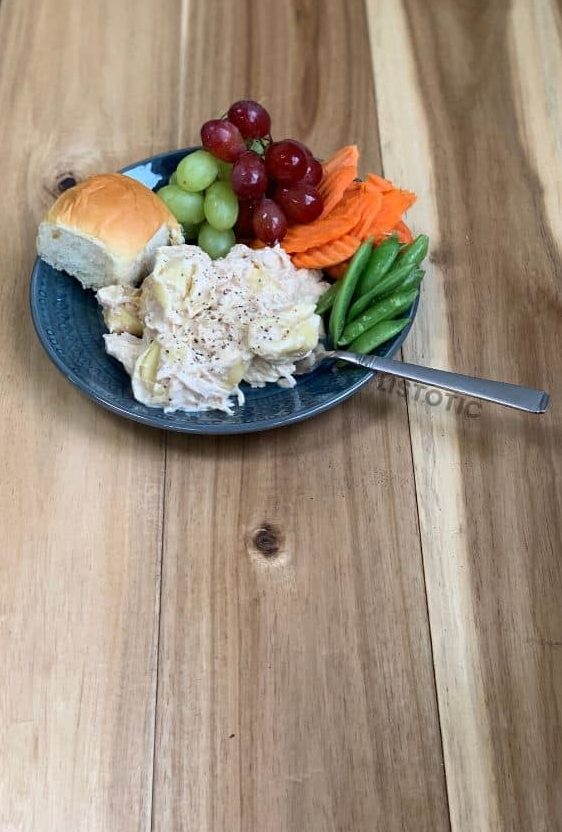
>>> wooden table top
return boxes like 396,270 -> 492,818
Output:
1,1 -> 560,830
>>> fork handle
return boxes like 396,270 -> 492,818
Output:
334,352 -> 550,414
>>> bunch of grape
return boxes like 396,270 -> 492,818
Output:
158,100 -> 324,258
157,151 -> 239,260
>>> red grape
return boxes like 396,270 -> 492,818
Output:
253,198 -> 288,243
231,151 -> 267,199
275,183 -> 324,223
281,139 -> 323,185
265,179 -> 277,198
227,100 -> 271,139
234,199 -> 258,239
265,140 -> 308,183
291,139 -> 314,159
301,156 -> 323,186
201,119 -> 246,162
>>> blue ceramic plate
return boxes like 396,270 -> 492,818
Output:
30,148 -> 418,434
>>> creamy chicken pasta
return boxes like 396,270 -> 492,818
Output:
97,244 -> 327,414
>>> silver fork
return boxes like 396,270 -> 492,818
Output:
312,350 -> 550,414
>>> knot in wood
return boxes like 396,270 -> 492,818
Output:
252,524 -> 281,557
56,174 -> 77,193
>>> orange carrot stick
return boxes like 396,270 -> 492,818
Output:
321,145 -> 359,178
393,220 -> 414,244
367,173 -> 394,193
316,145 -> 360,218
368,189 -> 416,240
349,182 -> 383,239
291,235 -> 362,269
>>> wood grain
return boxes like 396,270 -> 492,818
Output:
152,1 -> 448,831
0,0 -> 180,828
367,0 -> 562,829
4,0 -> 561,829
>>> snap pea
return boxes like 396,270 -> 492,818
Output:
329,238 -> 373,346
338,288 -> 418,346
347,262 -> 415,321
378,267 -> 424,299
396,234 -> 429,268
356,235 -> 401,296
315,281 -> 341,316
349,317 -> 410,355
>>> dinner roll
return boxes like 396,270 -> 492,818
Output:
37,173 -> 183,289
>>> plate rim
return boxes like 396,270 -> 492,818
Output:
29,148 -> 419,435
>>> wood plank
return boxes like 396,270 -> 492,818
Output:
152,1 -> 449,830
367,0 -> 562,829
0,0 -> 181,828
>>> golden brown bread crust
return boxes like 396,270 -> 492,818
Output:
46,173 -> 180,259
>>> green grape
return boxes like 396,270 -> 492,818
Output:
182,222 -> 202,240
168,170 -> 178,186
198,223 -> 236,259
203,181 -> 239,231
157,185 -> 205,224
217,160 -> 233,181
176,150 -> 219,192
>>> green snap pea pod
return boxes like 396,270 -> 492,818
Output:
349,318 -> 410,355
329,238 -> 373,346
396,234 -> 429,268
347,262 -> 415,321
356,235 -> 401,296
338,288 -> 418,346
378,267 -> 424,299
315,281 -> 341,316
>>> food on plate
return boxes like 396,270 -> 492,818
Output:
348,318 -> 410,355
158,100 -> 326,255
227,99 -> 271,139
97,243 -> 326,414
348,262 -> 419,321
283,148 -> 417,270
197,225 -> 236,260
395,233 -> 429,268
312,234 -> 428,352
203,181 -> 239,230
97,285 -> 143,337
35,99 -> 429,418
393,220 -> 414,244
157,185 -> 205,226
252,198 -> 288,244
157,100 -> 418,270
314,281 -> 340,317
176,150 -> 220,191
200,119 -> 247,162
339,288 -> 419,347
37,174 -> 183,289
356,235 -> 401,295
231,151 -> 267,200
317,145 -> 359,217
275,183 -> 323,224
329,240 -> 373,345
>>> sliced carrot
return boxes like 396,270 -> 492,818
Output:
368,188 -> 416,240
321,145 -> 359,178
315,145 -> 360,219
367,173 -> 394,193
318,165 -> 358,218
292,235 -> 362,269
282,181 -> 364,253
325,260 -> 350,279
393,220 -> 414,244
348,181 -> 382,239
